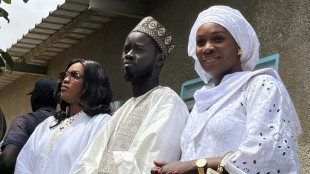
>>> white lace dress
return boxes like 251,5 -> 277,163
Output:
15,111 -> 111,174
181,72 -> 301,174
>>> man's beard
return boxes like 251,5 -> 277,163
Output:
123,65 -> 154,84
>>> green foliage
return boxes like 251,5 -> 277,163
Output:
0,49 -> 14,69
0,0 -> 29,23
3,0 -> 12,4
0,7 -> 9,23
0,53 -> 5,67
0,0 -> 28,74
0,49 -> 14,75
0,106 -> 6,141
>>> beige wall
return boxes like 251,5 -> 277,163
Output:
0,74 -> 45,128
0,0 -> 309,172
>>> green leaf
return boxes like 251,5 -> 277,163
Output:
0,7 -> 10,23
3,0 -> 11,4
23,0 -> 29,3
0,50 -> 14,69
0,55 -> 5,67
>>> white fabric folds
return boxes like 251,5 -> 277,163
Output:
188,5 -> 260,84
181,68 -> 302,173
15,112 -> 111,174
194,69 -> 275,112
70,87 -> 189,174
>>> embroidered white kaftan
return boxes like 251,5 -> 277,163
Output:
14,111 -> 111,174
70,87 -> 189,174
181,69 -> 301,174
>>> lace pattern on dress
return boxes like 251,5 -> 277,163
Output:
181,75 -> 301,173
40,111 -> 83,172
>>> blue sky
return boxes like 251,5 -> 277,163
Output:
0,0 -> 65,50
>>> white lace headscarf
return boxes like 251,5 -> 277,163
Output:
188,5 -> 260,84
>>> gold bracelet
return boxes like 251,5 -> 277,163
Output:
216,152 -> 234,174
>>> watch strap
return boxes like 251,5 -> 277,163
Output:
217,152 -> 234,174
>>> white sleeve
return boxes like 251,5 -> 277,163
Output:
113,93 -> 189,174
85,114 -> 111,146
68,114 -> 111,174
14,116 -> 54,174
225,75 -> 301,174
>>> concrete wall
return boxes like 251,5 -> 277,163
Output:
0,74 -> 45,129
0,0 -> 309,172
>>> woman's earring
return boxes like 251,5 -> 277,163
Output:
237,48 -> 242,56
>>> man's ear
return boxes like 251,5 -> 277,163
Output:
155,53 -> 166,68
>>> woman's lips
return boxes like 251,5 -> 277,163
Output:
61,85 -> 68,91
202,56 -> 220,63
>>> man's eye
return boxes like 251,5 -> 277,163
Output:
136,47 -> 144,52
123,47 -> 130,54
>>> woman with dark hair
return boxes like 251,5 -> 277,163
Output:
15,59 -> 112,174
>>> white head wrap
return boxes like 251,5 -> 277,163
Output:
188,5 -> 260,84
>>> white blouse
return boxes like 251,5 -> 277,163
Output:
181,71 -> 301,174
15,111 -> 111,174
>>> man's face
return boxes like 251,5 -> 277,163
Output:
122,32 -> 157,83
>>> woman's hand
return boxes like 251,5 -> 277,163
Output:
150,163 -> 163,174
150,157 -> 223,174
150,160 -> 196,174
150,160 -> 167,174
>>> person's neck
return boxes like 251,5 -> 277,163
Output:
131,78 -> 159,97
213,69 -> 243,86
69,104 -> 83,117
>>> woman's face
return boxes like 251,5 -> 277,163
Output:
60,62 -> 84,105
195,23 -> 242,78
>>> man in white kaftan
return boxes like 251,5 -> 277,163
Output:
72,87 -> 188,174
70,17 -> 189,174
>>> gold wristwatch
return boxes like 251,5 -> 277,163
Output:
196,158 -> 208,174
217,152 -> 234,174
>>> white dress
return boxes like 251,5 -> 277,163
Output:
70,87 -> 189,174
181,69 -> 302,174
15,111 -> 111,174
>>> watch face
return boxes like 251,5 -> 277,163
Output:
217,167 -> 224,173
196,158 -> 207,167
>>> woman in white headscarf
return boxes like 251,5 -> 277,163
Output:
151,5 -> 301,174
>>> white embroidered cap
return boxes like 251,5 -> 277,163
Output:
188,5 -> 260,84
